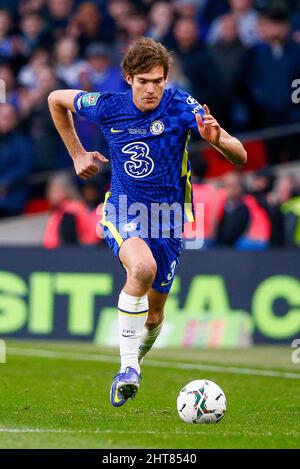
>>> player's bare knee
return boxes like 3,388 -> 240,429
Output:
128,261 -> 156,288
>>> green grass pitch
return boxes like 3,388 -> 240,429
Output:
0,340 -> 299,449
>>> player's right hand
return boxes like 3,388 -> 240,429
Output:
73,151 -> 109,180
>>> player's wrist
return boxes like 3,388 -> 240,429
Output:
71,149 -> 87,161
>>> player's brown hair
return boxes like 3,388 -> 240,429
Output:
121,37 -> 172,79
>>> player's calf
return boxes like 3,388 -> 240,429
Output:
146,309 -> 164,329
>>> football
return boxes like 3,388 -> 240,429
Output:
177,379 -> 226,424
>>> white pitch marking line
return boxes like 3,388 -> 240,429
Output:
0,428 -> 290,437
7,347 -> 300,380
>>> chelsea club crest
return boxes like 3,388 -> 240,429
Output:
150,120 -> 164,135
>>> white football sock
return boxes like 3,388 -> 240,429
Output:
138,321 -> 164,362
118,290 -> 148,374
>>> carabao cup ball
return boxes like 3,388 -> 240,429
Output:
177,379 -> 226,424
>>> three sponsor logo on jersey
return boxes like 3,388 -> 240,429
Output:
109,95 -> 201,180
115,96 -> 200,179
122,142 -> 154,178
110,121 -> 164,179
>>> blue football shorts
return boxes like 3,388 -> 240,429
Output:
100,194 -> 183,294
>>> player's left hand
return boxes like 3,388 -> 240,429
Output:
73,151 -> 108,180
196,104 -> 221,146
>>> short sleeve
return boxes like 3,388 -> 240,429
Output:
176,90 -> 205,131
73,91 -> 106,125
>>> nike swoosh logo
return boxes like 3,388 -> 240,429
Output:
111,127 -> 125,133
122,334 -> 136,338
114,387 -> 123,403
161,281 -> 172,287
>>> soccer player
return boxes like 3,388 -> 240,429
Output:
48,38 -> 247,407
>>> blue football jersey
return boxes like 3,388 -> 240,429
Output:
74,88 -> 205,230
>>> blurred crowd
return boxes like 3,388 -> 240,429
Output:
187,167 -> 300,249
0,0 -> 300,248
